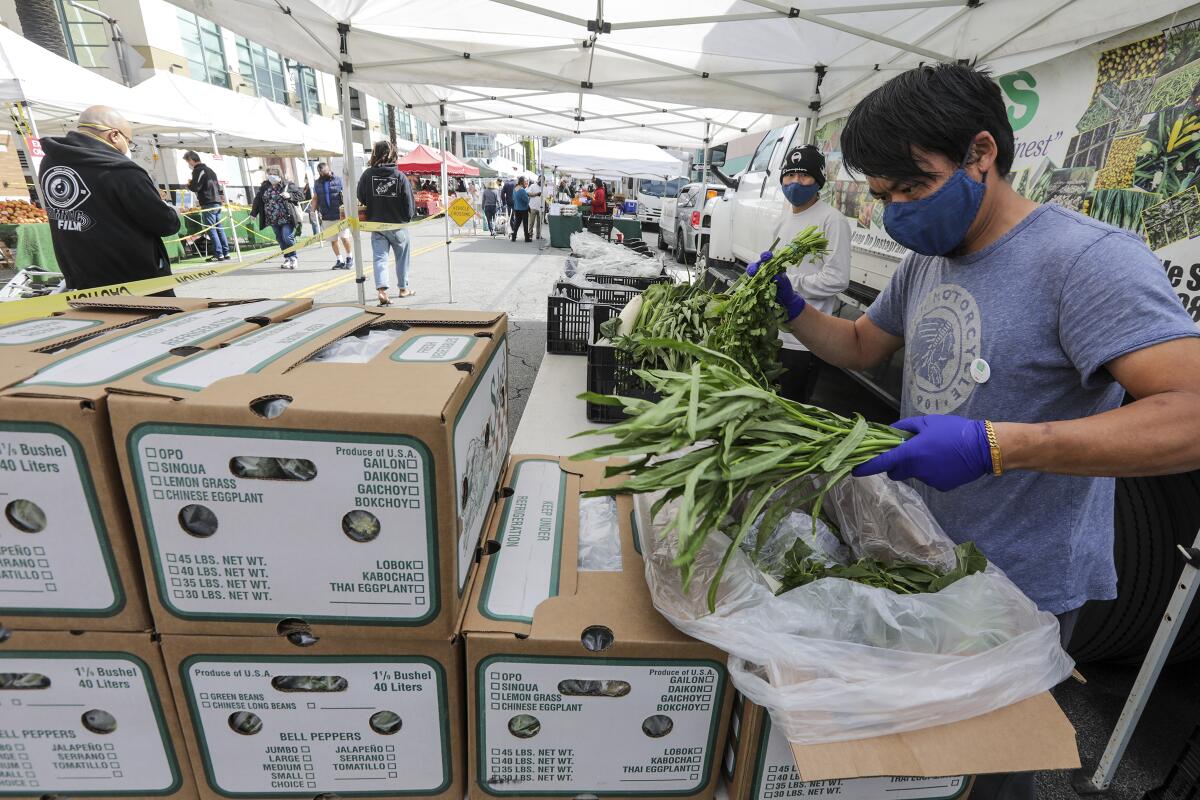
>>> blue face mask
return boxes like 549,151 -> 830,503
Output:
782,181 -> 819,207
882,165 -> 986,256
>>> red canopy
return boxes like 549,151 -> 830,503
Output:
394,144 -> 479,176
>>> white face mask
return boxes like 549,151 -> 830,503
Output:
267,175 -> 281,184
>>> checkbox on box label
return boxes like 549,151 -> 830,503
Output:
113,771 -> 123,778
152,489 -> 164,500
148,461 -> 160,472
201,701 -> 211,708
305,773 -> 315,780
490,702 -> 500,710
307,702 -> 316,709
169,565 -> 180,574
32,547 -> 44,556
44,583 -> 56,592
151,475 -> 163,486
301,746 -> 310,753
306,783 -> 316,789
36,559 -> 49,568
166,553 -> 177,562
171,578 -> 182,587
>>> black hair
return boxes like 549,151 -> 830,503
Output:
317,161 -> 328,170
368,140 -> 395,167
841,63 -> 1014,182
183,150 -> 201,163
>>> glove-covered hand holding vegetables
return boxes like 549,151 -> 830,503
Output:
852,415 -> 993,492
747,250 -> 806,321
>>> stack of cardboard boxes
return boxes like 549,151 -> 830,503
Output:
1,298 -> 1079,800
0,298 -> 311,800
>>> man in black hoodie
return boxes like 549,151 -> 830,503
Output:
184,150 -> 229,262
39,106 -> 180,291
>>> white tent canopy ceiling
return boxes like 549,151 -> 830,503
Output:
163,0 -> 1194,145
0,23 -> 194,135
129,72 -> 343,156
543,137 -> 685,178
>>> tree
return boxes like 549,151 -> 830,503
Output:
14,0 -> 69,60
387,104 -> 397,148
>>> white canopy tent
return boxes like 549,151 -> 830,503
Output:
158,0 -> 1199,303
129,72 -> 342,157
0,24 -> 193,136
542,137 -> 684,179
159,0 -> 1194,144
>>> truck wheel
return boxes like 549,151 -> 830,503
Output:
1068,473 -> 1200,664
657,229 -> 666,250
674,230 -> 693,265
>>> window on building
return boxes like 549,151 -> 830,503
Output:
55,0 -> 107,69
462,133 -> 491,160
296,65 -> 319,119
236,37 -> 287,104
378,101 -> 391,140
398,110 -> 413,141
176,10 -> 229,88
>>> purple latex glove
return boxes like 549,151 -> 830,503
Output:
746,250 -> 806,321
851,415 -> 993,492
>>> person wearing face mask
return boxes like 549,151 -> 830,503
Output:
37,105 -> 180,292
766,144 -> 850,402
251,166 -> 303,269
752,65 -> 1200,798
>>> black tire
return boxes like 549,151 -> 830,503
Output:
657,229 -> 666,250
1069,476 -> 1180,663
673,229 -> 693,265
1158,470 -> 1200,661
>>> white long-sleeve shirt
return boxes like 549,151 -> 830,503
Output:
771,198 -> 852,351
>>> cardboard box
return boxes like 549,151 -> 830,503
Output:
463,455 -> 733,799
0,299 -> 311,632
107,306 -> 511,639
0,628 -> 195,799
724,696 -> 971,800
159,634 -> 463,800
0,297 -> 222,353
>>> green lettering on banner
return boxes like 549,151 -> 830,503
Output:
1000,71 -> 1040,132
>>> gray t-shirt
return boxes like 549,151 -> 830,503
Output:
867,204 -> 1198,613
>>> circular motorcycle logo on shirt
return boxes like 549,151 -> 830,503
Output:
905,283 -> 983,414
41,166 -> 91,211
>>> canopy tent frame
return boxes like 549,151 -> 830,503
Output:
337,24 -> 367,306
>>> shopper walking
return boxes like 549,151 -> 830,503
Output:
39,105 -> 180,292
358,140 -> 416,305
501,176 -> 516,218
313,162 -> 354,271
482,181 -> 499,233
527,176 -> 544,240
510,177 -> 531,242
183,151 -> 230,262
251,165 -> 303,269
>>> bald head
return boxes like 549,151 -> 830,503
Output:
78,106 -> 132,154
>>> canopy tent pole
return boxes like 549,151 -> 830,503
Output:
440,101 -> 454,303
209,130 -> 221,158
700,118 -> 710,189
152,134 -> 171,188
338,23 -> 367,306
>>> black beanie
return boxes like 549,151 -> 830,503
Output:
780,144 -> 826,188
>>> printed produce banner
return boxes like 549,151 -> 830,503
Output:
814,16 -> 1200,322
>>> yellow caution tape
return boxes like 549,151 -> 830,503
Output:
0,214 -> 443,325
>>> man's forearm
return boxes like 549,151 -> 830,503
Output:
995,391 -> 1200,477
786,308 -> 878,371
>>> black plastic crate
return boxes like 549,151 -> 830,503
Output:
554,281 -> 641,305
585,215 -> 615,239
547,291 -> 637,356
586,340 -> 660,423
584,272 -> 673,290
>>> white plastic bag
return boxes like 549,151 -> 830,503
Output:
309,328 -> 406,364
640,474 -> 1075,745
578,497 -> 623,572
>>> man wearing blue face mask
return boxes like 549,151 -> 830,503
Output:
752,64 -> 1200,793
767,144 -> 851,402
